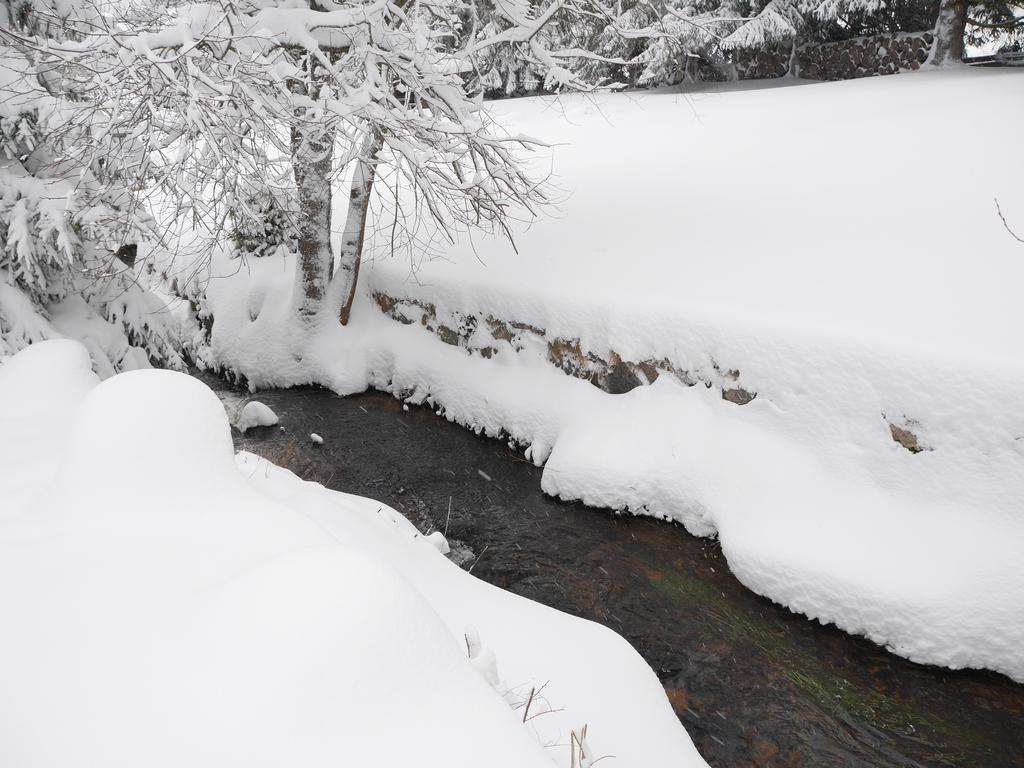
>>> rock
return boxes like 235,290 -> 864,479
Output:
888,422 -> 928,453
486,317 -> 515,343
437,324 -> 461,346
722,387 -> 757,406
637,361 -> 661,385
547,337 -> 588,376
236,401 -> 279,433
603,361 -> 642,395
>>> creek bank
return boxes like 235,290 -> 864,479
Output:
201,372 -> 1024,768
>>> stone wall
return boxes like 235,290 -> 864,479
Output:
371,291 -> 934,453
733,48 -> 792,81
733,30 -> 936,82
797,31 -> 935,80
372,292 -> 758,405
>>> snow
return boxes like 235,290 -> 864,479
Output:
235,400 -> 279,432
426,530 -> 452,554
0,51 -> 50,118
0,278 -> 55,360
188,68 -> 1024,684
48,294 -> 153,378
0,341 -> 701,767
365,69 -> 1024,370
0,268 -> 174,376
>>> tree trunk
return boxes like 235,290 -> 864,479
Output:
291,117 -> 336,321
328,132 -> 383,326
930,0 -> 968,65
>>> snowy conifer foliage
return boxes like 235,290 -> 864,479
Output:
522,0 -> 1018,87
0,0 -> 183,372
469,0 -> 615,96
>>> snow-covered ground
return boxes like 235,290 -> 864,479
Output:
368,68 -> 1024,369
189,67 -> 1024,684
0,340 -> 703,767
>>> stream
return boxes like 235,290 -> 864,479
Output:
202,374 -> 1024,768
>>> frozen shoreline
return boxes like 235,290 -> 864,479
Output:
190,69 -> 1024,683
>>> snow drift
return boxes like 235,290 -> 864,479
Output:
0,341 -> 703,767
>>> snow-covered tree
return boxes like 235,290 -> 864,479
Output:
931,0 -> 1023,63
930,0 -> 969,62
21,0 -> 607,336
718,0 -> 803,50
617,1 -> 738,85
463,0 -> 1016,92
589,0 -> 1019,85
467,0 -> 625,95
965,0 -> 1023,51
721,0 -> 1022,66
717,0 -> 920,51
471,0 -> 560,96
0,0 -> 183,371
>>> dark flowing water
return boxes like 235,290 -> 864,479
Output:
203,374 -> 1024,768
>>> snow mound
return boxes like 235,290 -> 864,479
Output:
0,338 -> 96,420
0,340 -> 98,519
0,342 -> 703,768
52,369 -> 237,503
236,400 -> 279,432
426,530 -> 451,554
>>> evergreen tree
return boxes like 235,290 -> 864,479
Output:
932,0 -> 1023,63
0,0 -> 182,371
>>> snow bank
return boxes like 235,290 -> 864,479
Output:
0,341 -> 702,768
191,69 -> 1024,684
366,69 -> 1024,370
1,270 -> 180,376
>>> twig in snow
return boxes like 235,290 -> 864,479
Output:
523,686 -> 537,722
569,724 -> 614,768
467,544 -> 489,574
996,198 -> 1024,244
517,681 -> 564,723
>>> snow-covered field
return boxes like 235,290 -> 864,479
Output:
369,69 -> 1024,370
0,340 -> 704,767
192,67 -> 1024,684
